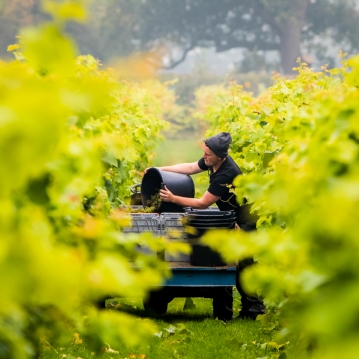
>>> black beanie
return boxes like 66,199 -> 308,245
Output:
204,132 -> 232,158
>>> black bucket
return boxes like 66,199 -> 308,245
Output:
185,210 -> 235,221
189,240 -> 226,267
183,209 -> 236,227
141,168 -> 195,213
185,221 -> 236,228
183,209 -> 235,266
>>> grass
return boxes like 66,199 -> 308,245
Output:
152,136 -> 204,168
40,291 -> 281,359
152,135 -> 209,197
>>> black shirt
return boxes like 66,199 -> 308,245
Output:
198,156 -> 257,228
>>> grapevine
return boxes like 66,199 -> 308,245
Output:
194,56 -> 359,358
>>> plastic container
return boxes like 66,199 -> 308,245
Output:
184,207 -> 220,212
160,213 -> 187,239
141,168 -> 195,213
188,240 -> 226,267
184,209 -> 235,220
164,241 -> 190,262
183,210 -> 236,229
160,213 -> 189,262
183,210 -> 235,267
122,213 -> 160,235
183,218 -> 236,226
121,213 -> 160,257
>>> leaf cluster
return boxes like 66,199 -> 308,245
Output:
197,56 -> 359,358
0,3 -> 177,358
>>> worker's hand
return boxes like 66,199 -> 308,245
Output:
160,185 -> 174,202
234,223 -> 242,231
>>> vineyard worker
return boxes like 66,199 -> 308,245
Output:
146,132 -> 265,319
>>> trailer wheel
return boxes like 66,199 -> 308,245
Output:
143,290 -> 171,316
213,286 -> 233,321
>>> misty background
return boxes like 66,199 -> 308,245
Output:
1,0 -> 359,105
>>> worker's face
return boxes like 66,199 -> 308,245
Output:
202,144 -> 221,167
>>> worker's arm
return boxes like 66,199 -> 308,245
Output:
145,161 -> 203,175
160,186 -> 220,209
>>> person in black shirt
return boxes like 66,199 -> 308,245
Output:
146,132 -> 265,319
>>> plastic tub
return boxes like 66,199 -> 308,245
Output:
183,210 -> 235,266
190,245 -> 226,266
122,213 -> 160,235
183,218 -> 236,226
160,212 -> 187,239
141,168 -> 195,213
184,210 -> 235,220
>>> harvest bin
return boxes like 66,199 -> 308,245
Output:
141,168 -> 195,213
122,213 -> 160,255
122,213 -> 160,235
122,212 -> 190,261
160,212 -> 189,262
183,209 -> 236,266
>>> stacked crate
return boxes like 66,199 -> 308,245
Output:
122,213 -> 160,255
122,213 -> 160,235
122,212 -> 189,261
160,213 -> 189,262
122,207 -> 220,261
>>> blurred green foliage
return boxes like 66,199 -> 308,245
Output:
0,1 -> 187,358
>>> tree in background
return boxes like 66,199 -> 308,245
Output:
123,0 -> 359,74
74,0 -> 359,74
0,0 -> 45,58
1,0 -> 359,73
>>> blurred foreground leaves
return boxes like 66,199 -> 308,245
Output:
198,55 -> 359,358
0,1 -> 181,358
